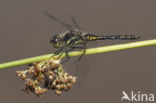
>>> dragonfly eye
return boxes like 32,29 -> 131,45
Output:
50,35 -> 61,48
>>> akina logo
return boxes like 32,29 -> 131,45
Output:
121,91 -> 154,102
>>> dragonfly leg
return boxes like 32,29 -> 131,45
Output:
69,42 -> 86,63
41,46 -> 65,67
54,46 -> 65,55
61,47 -> 74,64
76,43 -> 86,63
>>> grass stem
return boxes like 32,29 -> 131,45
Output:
0,39 -> 156,69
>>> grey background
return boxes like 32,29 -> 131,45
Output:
0,0 -> 156,103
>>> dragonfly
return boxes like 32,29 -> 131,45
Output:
44,11 -> 140,63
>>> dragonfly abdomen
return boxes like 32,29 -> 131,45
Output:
85,34 -> 140,41
84,34 -> 100,41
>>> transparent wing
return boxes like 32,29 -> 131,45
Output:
70,14 -> 79,31
74,54 -> 95,87
44,11 -> 73,30
62,47 -> 95,87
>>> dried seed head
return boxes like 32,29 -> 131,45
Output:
52,80 -> 57,87
56,84 -> 61,90
64,85 -> 69,91
64,73 -> 69,77
16,59 -> 77,96
69,76 -> 73,79
60,84 -> 65,90
49,59 -> 61,69
66,78 -> 72,83
54,69 -> 58,73
56,78 -> 62,84
61,78 -> 67,83
49,75 -> 53,80
25,79 -> 36,88
48,71 -> 54,76
35,65 -> 42,73
16,70 -> 27,80
55,89 -> 62,95
35,87 -> 47,96
27,67 -> 35,74
34,80 -> 39,85
33,62 -> 39,66
37,74 -> 45,82
71,77 -> 77,83
66,83 -> 72,89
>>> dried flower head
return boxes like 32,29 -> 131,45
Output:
16,58 -> 77,96
35,86 -> 47,96
55,89 -> 62,95
16,70 -> 28,80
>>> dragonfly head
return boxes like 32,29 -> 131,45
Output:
50,35 -> 61,48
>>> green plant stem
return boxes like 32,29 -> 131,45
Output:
0,39 -> 156,69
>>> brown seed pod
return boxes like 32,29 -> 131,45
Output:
56,78 -> 62,84
33,62 -> 39,67
60,84 -> 64,90
16,70 -> 27,80
66,83 -> 72,89
16,58 -> 77,96
66,78 -> 72,83
27,67 -> 35,74
48,75 -> 54,84
64,73 -> 69,77
52,80 -> 57,87
63,84 -> 69,91
35,65 -> 42,73
49,59 -> 61,69
56,84 -> 63,90
61,78 -> 67,83
48,71 -> 54,76
34,80 -> 39,85
35,86 -> 47,96
71,77 -> 77,83
55,89 -> 62,95
37,74 -> 45,82
54,69 -> 58,73
25,79 -> 34,87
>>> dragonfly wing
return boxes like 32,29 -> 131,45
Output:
70,14 -> 79,31
44,11 -> 73,30
74,54 -> 95,87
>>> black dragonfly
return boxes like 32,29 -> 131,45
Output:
44,11 -> 140,63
